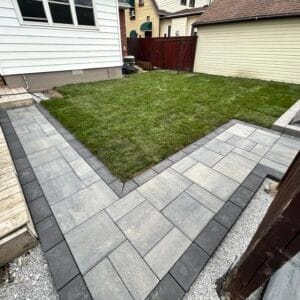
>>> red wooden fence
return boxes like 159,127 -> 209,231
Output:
127,36 -> 197,72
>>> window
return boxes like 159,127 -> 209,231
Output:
129,8 -> 136,20
180,0 -> 187,5
139,0 -> 144,6
16,0 -> 47,22
48,0 -> 73,24
146,16 -> 150,22
74,0 -> 95,26
189,0 -> 195,7
16,0 -> 96,27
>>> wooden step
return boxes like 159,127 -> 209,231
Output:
0,87 -> 33,109
0,127 -> 37,267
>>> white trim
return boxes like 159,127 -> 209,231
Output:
115,0 -> 123,64
69,0 -> 78,26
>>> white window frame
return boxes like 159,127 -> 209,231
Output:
12,0 -> 99,31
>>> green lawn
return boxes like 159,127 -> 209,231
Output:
42,71 -> 300,181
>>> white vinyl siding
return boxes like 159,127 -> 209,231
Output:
156,0 -> 209,13
171,17 -> 186,36
194,18 -> 300,84
0,0 -> 122,75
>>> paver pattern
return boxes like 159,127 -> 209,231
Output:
4,105 -> 300,299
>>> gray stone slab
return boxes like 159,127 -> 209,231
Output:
248,129 -> 279,146
86,156 -> 104,171
276,136 -> 300,151
106,190 -> 145,222
85,258 -> 132,300
260,158 -> 288,174
226,135 -> 256,151
205,139 -> 234,156
96,166 -> 116,184
133,168 -> 157,186
251,144 -> 271,157
216,131 -> 233,142
232,148 -> 261,163
169,151 -> 187,163
34,157 -> 72,184
118,201 -> 172,256
186,184 -> 224,213
138,168 -> 192,210
265,143 -> 298,167
163,193 -> 213,240
190,147 -> 223,167
66,211 -> 125,274
41,172 -> 85,205
70,158 -> 99,186
152,159 -> 173,173
144,227 -> 190,279
27,147 -> 61,167
52,180 -> 118,233
122,180 -> 138,196
213,152 -> 257,183
227,123 -> 255,138
40,123 -> 57,136
58,146 -> 80,162
109,241 -> 159,300
59,275 -> 92,300
184,163 -> 239,201
171,156 -> 197,173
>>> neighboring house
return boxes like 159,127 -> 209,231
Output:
193,0 -> 300,84
125,0 -> 210,38
0,0 -> 124,90
119,0 -> 132,56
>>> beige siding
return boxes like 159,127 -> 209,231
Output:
160,19 -> 171,37
125,0 -> 159,37
171,17 -> 187,36
194,18 -> 300,84
157,0 -> 209,13
186,15 -> 198,35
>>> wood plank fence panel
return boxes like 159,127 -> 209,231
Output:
127,36 -> 197,72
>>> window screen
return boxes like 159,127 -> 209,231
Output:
48,0 -> 73,24
74,0 -> 95,26
17,0 -> 47,22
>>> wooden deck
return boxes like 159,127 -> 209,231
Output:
0,127 -> 36,266
0,87 -> 33,109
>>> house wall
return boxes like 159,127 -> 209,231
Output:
194,18 -> 300,84
157,0 -> 209,13
160,15 -> 199,37
0,0 -> 123,88
119,9 -> 127,56
125,0 -> 160,37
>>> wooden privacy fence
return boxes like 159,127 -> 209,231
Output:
218,151 -> 300,299
127,36 -> 197,72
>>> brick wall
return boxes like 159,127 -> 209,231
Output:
119,9 -> 128,56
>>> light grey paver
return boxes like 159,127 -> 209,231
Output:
213,152 -> 257,183
109,241 -> 159,300
163,192 -> 213,240
216,131 -> 233,142
204,139 -> 234,156
137,168 -> 191,210
227,123 -> 256,138
248,129 -> 279,146
276,136 -> 300,151
33,157 -> 72,184
226,135 -> 256,151
117,201 -> 173,256
264,143 -> 297,167
190,147 -> 223,167
41,172 -> 85,205
57,146 -> 80,162
27,146 -> 61,167
133,169 -> 157,186
66,211 -> 125,274
144,227 -> 190,279
85,258 -> 132,300
186,184 -> 224,213
106,190 -> 145,222
52,180 -> 118,233
70,158 -> 99,186
260,158 -> 288,174
184,162 -> 239,201
232,148 -> 261,163
250,143 -> 270,157
171,156 -> 197,173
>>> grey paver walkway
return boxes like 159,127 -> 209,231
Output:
6,106 -> 300,300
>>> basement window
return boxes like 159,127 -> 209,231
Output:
180,0 -> 187,5
16,0 -> 48,22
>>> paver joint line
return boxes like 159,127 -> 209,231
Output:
3,104 -> 299,300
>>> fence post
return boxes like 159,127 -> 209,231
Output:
217,152 -> 300,300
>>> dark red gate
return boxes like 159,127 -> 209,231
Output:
127,36 -> 197,72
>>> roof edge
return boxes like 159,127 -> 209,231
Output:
194,12 -> 300,26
